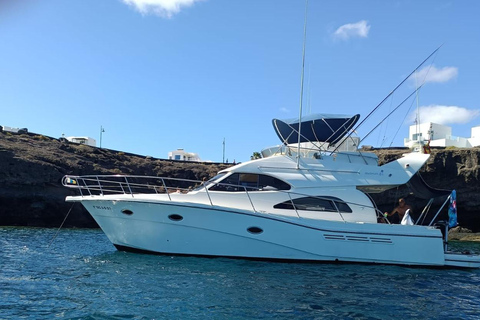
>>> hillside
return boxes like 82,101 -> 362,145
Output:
0,132 -> 229,227
1,131 -> 479,231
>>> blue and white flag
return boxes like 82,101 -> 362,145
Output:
448,190 -> 457,228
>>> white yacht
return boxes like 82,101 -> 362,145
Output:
63,125 -> 480,268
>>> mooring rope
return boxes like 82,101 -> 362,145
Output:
47,202 -> 75,248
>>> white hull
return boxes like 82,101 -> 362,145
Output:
444,252 -> 480,268
63,152 -> 480,268
71,196 -> 451,267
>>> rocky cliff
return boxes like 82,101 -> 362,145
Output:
1,132 -> 479,230
0,132 -> 229,228
371,147 -> 480,231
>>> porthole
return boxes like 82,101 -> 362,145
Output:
168,214 -> 183,221
121,209 -> 133,215
247,226 -> 263,234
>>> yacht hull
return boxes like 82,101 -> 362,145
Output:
71,196 -> 452,267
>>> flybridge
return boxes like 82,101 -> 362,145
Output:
272,113 -> 360,145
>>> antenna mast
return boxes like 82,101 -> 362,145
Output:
296,0 -> 308,169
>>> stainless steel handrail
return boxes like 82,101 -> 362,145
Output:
287,192 -> 300,218
63,175 -> 259,213
62,174 -> 396,223
331,200 -> 346,222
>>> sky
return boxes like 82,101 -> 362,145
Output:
1,0 -> 480,162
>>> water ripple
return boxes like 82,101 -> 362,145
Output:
1,227 -> 479,319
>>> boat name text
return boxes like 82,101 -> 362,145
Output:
364,170 -> 384,176
93,205 -> 113,211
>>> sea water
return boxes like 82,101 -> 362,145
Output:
1,227 -> 479,320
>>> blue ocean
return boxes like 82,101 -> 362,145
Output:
1,227 -> 479,319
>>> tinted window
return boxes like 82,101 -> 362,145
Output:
209,173 -> 290,192
274,196 -> 352,213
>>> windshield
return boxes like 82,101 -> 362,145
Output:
192,172 -> 227,191
208,173 -> 227,183
208,173 -> 291,192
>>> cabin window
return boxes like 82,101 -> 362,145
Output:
209,173 -> 290,192
273,196 -> 352,213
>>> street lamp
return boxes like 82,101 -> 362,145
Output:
223,138 -> 225,163
100,126 -> 105,148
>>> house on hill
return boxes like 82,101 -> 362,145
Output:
168,148 -> 201,162
404,122 -> 480,149
65,136 -> 96,147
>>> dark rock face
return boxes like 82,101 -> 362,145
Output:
1,133 -> 478,231
371,148 -> 480,232
0,132 -> 229,228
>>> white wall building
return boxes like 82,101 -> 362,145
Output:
1,126 -> 28,134
404,122 -> 480,149
168,148 -> 201,161
66,136 -> 96,147
469,126 -> 480,147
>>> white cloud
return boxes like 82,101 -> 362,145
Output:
280,107 -> 289,113
411,64 -> 458,84
409,105 -> 480,125
333,20 -> 370,40
122,0 -> 203,18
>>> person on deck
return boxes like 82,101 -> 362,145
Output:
384,198 -> 413,224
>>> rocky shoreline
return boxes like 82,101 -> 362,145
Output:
448,227 -> 480,242
448,233 -> 480,242
1,131 -> 479,235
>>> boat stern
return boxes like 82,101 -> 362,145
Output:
444,252 -> 480,268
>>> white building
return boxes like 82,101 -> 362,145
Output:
168,148 -> 201,161
1,126 -> 28,134
404,122 -> 480,149
469,126 -> 480,146
65,136 -> 96,147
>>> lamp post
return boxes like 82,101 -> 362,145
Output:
222,138 -> 225,163
100,126 -> 105,148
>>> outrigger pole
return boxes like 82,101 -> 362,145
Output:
331,44 -> 443,153
359,83 -> 425,144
